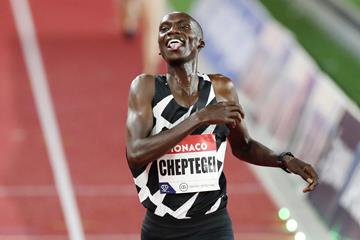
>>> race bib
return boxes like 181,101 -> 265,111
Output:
157,134 -> 220,194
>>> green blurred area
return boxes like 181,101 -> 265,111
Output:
259,0 -> 360,106
346,0 -> 360,10
168,0 -> 194,12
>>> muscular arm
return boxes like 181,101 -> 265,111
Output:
210,74 -> 278,167
210,74 -> 319,192
228,123 -> 279,167
126,74 -> 241,171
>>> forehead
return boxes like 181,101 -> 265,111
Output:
160,13 -> 193,25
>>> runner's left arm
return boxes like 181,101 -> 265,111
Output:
210,74 -> 319,192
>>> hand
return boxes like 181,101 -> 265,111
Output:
284,156 -> 319,193
196,101 -> 244,127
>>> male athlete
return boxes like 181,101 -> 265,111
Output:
126,12 -> 319,240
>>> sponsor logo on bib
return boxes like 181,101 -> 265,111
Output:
157,134 -> 220,194
159,182 -> 176,194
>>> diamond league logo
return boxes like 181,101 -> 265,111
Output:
160,184 -> 169,192
159,182 -> 176,194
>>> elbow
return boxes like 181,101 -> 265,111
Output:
126,149 -> 146,170
126,150 -> 143,170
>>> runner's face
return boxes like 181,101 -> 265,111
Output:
158,13 -> 202,64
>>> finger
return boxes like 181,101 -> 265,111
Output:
227,106 -> 244,117
295,168 -> 314,192
304,166 -> 320,185
227,111 -> 242,120
303,174 -> 319,192
226,113 -> 242,126
238,104 -> 245,118
307,175 -> 319,192
224,105 -> 241,111
219,101 -> 245,118
303,186 -> 311,193
219,101 -> 240,109
225,118 -> 236,127
219,101 -> 237,107
303,178 -> 318,193
307,166 -> 319,181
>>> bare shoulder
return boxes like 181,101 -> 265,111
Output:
207,74 -> 237,102
129,73 -> 156,100
130,73 -> 156,91
208,73 -> 233,85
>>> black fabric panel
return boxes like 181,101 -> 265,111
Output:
131,165 -> 146,178
219,172 -> 227,189
191,124 -> 210,135
146,161 -> 160,195
190,86 -> 217,114
190,93 -> 215,117
214,125 -> 230,141
142,197 -> 158,212
217,194 -> 228,213
152,75 -> 171,107
186,173 -> 227,217
218,173 -> 228,210
162,193 -> 197,211
194,77 -> 211,109
215,126 -> 229,150
216,137 -> 225,150
217,160 -> 223,171
185,191 -> 225,217
191,97 -> 216,135
161,99 -> 189,124
185,191 -> 220,216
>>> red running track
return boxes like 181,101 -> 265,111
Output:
1,0 -> 291,239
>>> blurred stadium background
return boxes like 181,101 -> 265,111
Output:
1,0 -> 359,239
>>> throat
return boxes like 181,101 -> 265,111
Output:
167,76 -> 200,108
173,92 -> 199,108
178,82 -> 196,96
174,73 -> 199,96
166,68 -> 200,107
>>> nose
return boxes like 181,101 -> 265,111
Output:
169,25 -> 181,34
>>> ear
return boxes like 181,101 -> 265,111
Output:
198,39 -> 205,49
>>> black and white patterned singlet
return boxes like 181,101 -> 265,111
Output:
131,73 -> 230,220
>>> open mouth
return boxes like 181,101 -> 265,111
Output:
166,38 -> 184,50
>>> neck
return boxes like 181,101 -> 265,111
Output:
166,59 -> 198,96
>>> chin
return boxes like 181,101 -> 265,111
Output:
163,54 -> 185,65
163,52 -> 195,65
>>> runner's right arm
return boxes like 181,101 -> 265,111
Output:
125,74 -> 242,170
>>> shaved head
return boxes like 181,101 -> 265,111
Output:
161,12 -> 204,39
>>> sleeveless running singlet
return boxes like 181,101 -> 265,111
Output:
131,74 -> 230,219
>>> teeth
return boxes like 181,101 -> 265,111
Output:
167,39 -> 182,47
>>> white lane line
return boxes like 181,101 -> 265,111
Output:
10,1 -> 85,239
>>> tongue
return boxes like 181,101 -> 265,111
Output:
169,42 -> 182,50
